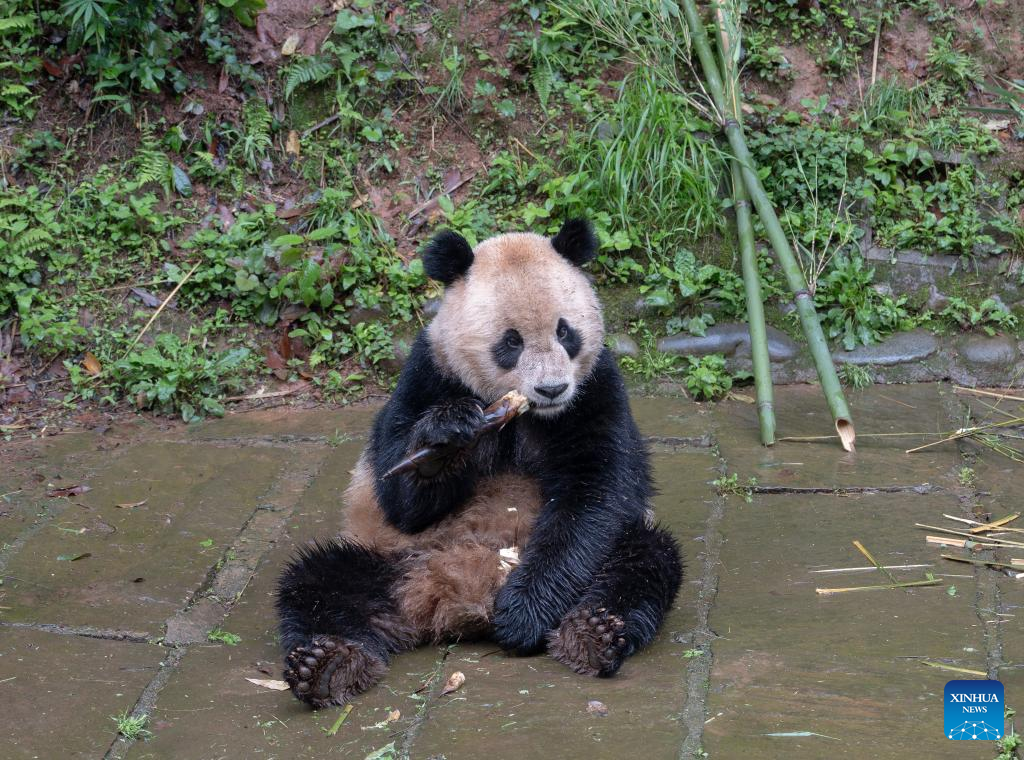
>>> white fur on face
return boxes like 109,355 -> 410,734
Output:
427,232 -> 604,415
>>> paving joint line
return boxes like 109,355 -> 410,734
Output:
940,391 -> 1005,681
751,483 -> 938,495
397,646 -> 452,760
99,444 -> 331,758
0,620 -> 151,643
679,436 -> 726,760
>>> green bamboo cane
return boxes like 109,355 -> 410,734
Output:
680,0 -> 855,451
730,160 -> 776,445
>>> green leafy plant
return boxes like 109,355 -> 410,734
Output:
814,254 -> 914,350
837,363 -> 873,390
927,35 -> 982,91
713,472 -> 757,502
940,297 -> 1018,335
207,628 -> 241,645
684,354 -> 733,401
111,710 -> 151,740
104,334 -> 251,422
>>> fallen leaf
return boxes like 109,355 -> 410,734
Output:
116,500 -> 148,509
246,677 -> 290,691
218,66 -> 230,93
43,59 -> 64,77
56,552 -> 92,562
586,699 -> 609,717
276,205 -> 313,220
285,130 -> 301,157
386,709 -> 400,723
441,670 -> 465,696
130,288 -> 162,308
277,331 -> 293,361
281,34 -> 301,56
442,167 -> 462,193
82,352 -> 102,376
48,484 -> 91,498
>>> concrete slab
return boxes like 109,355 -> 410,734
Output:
706,491 -> 989,759
411,450 -> 718,760
1,442 -> 287,635
128,441 -> 444,759
711,384 -> 961,490
186,404 -> 381,442
0,628 -> 164,759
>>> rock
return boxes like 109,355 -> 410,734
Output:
926,284 -> 950,312
959,334 -> 1017,367
833,330 -> 939,366
657,323 -> 798,361
658,324 -> 747,357
607,333 -> 639,358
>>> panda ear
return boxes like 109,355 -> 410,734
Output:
551,218 -> 598,266
422,230 -> 474,285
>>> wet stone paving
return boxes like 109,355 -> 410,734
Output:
1,384 -> 1020,759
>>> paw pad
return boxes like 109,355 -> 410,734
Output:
283,636 -> 384,709
550,607 -> 629,677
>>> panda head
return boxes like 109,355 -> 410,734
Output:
424,219 -> 603,417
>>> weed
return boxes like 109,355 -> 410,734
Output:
207,628 -> 241,645
814,254 -> 914,350
111,710 -> 151,740
713,473 -> 757,503
927,35 -> 982,91
682,648 -> 704,659
957,466 -> 977,487
684,355 -> 733,402
567,72 -> 723,253
618,321 -> 681,383
98,334 -> 251,422
940,297 -> 1018,335
435,44 -> 469,113
838,363 -> 873,390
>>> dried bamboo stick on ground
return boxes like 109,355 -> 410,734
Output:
816,579 -> 941,595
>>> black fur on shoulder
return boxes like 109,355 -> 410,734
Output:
551,218 -> 598,266
422,230 -> 474,284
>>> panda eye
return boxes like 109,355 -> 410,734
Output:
556,322 -> 568,340
505,330 -> 523,348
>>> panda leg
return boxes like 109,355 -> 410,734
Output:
548,522 -> 682,677
276,539 -> 417,709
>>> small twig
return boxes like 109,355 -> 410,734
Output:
810,564 -> 931,574
870,2 -> 883,86
941,554 -> 1021,571
407,171 -> 478,219
222,383 -> 310,403
953,386 -> 1024,403
301,113 -> 342,139
968,513 -> 1020,534
852,539 -> 900,585
121,262 -> 200,359
920,661 -> 987,677
816,578 -> 942,595
916,523 -> 1024,548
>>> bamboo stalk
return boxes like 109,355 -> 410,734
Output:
730,162 -> 775,445
916,523 -> 1024,548
920,661 -> 987,677
683,0 -> 855,451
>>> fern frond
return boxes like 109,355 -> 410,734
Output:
134,122 -> 171,189
532,64 -> 554,111
13,226 -> 53,257
283,56 -> 335,100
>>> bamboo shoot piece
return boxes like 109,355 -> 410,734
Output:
383,391 -> 530,479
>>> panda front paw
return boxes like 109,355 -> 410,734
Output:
492,580 -> 549,656
412,397 -> 486,451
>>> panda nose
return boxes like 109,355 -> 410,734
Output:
534,383 -> 568,400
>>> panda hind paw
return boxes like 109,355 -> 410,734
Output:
547,607 -> 629,678
283,636 -> 386,709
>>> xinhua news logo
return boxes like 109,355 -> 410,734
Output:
944,680 -> 1004,740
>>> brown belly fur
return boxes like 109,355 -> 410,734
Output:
341,453 -> 543,641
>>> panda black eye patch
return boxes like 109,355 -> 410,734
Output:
492,329 -> 524,369
557,318 -> 581,358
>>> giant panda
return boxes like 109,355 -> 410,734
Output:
276,219 -> 683,709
